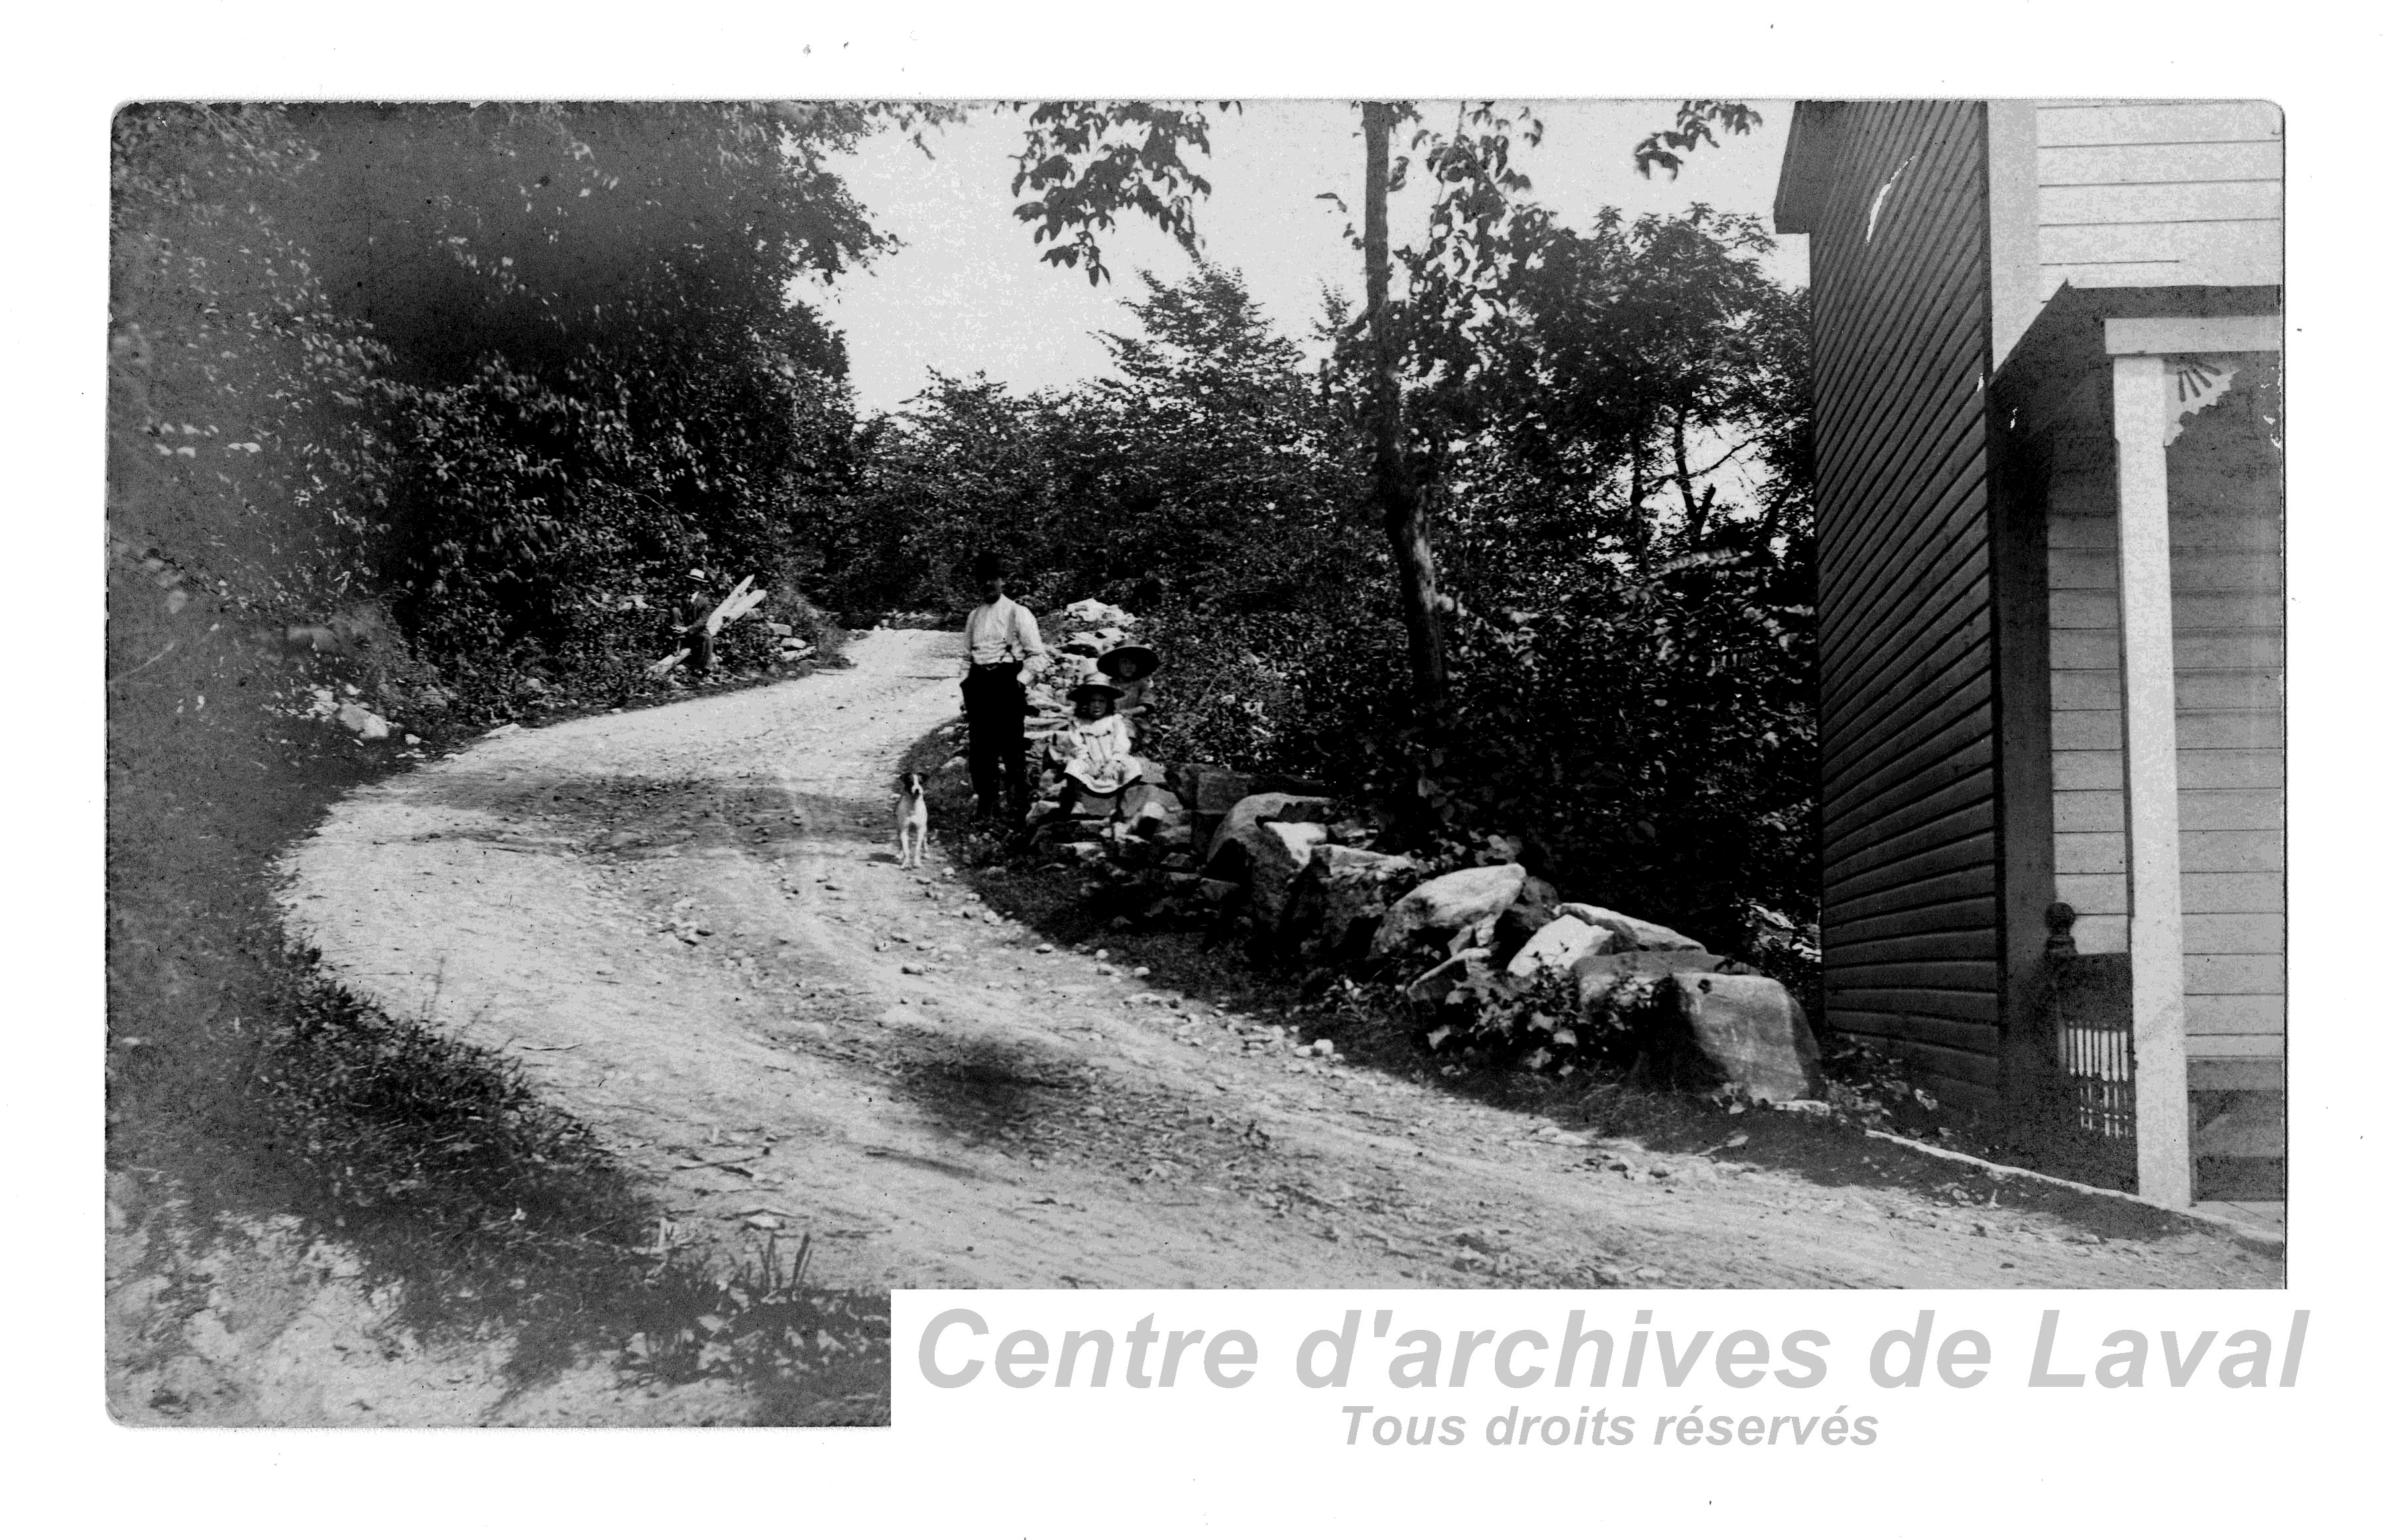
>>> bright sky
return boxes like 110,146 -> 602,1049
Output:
814,100 -> 1806,416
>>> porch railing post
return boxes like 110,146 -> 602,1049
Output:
2109,351 -> 2194,1207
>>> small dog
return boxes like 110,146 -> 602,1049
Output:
894,770 -> 930,870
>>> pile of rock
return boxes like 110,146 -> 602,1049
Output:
1022,599 -> 1142,734
1356,862 -> 1818,1102
764,620 -> 814,666
1190,803 -> 1820,1102
1019,599 -> 1198,906
1023,759 -> 1235,927
1002,598 -> 1819,1101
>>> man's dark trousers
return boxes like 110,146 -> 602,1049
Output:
963,664 -> 1028,819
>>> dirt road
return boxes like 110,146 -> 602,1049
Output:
280,629 -> 2276,1301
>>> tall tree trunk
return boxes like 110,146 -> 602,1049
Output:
1361,102 -> 1448,766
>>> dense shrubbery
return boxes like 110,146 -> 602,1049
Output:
105,105 -> 927,1376
817,229 -> 1817,956
817,267 -> 1369,622
109,102 -> 925,750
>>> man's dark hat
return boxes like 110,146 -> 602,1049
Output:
1094,644 -> 1159,681
970,550 -> 1004,581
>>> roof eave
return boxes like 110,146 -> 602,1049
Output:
1772,101 -> 1842,235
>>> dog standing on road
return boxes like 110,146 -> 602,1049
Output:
894,770 -> 930,870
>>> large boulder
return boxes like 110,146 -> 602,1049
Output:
1178,765 -> 1256,851
1506,914 -> 1616,981
1203,792 -> 1326,866
1370,864 -> 1527,957
1656,972 -> 1820,1102
1573,949 -> 1730,1014
1556,902 -> 1706,953
1204,794 -> 1331,927
1275,844 -> 1421,961
1491,872 -> 1561,969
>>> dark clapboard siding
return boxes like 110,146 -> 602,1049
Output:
1804,103 -> 2002,1108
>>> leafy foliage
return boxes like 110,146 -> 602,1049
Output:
820,215 -> 1817,945
1008,102 -> 1233,284
819,265 -> 1370,625
109,101 -> 911,735
1632,100 -> 1767,180
277,101 -> 926,383
1344,180 -> 1819,936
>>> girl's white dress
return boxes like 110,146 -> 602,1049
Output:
1057,713 -> 1140,794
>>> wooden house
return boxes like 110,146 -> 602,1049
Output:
1773,101 -> 2283,1204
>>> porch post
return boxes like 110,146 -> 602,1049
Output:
2108,352 -> 2193,1207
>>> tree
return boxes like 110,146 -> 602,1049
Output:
822,372 -> 1084,615
1407,206 -> 1817,927
1083,265 -> 1362,611
1008,101 -> 1228,286
280,102 -> 935,383
1003,99 -> 1763,799
1631,101 -> 1767,181
205,103 -> 946,677
1360,101 -> 1450,766
817,265 -> 1364,622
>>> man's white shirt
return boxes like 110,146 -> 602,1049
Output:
963,595 -> 1045,676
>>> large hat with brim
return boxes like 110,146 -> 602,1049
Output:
1067,678 -> 1122,703
1094,644 -> 1159,682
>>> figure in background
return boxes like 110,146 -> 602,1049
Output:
677,581 -> 717,674
960,551 -> 1046,821
1092,644 -> 1160,744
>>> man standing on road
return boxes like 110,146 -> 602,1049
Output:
961,550 -> 1046,822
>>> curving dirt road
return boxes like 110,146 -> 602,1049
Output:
280,628 -> 2277,1297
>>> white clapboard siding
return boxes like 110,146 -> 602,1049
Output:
2030,101 -> 2282,294
2034,140 -> 2283,186
2047,670 -> 2282,713
2044,386 -> 2283,1058
2039,180 -> 2283,226
2043,224 -> 2283,289
2035,101 -> 2284,147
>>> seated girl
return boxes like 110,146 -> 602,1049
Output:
1057,677 -> 1142,801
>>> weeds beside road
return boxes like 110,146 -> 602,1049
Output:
109,648 -> 889,1426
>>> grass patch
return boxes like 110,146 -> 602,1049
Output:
230,965 -> 893,1419
626,1232 -> 890,1425
256,972 -> 634,1249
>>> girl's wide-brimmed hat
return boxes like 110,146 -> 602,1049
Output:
1067,676 -> 1122,702
1094,644 -> 1159,682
